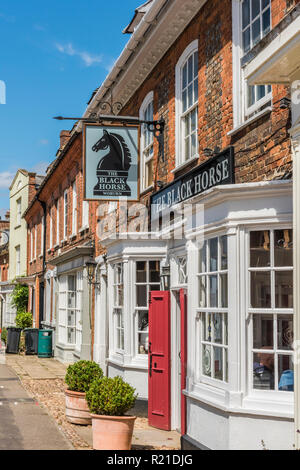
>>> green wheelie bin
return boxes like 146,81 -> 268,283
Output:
38,329 -> 53,358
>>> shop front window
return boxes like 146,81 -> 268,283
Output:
113,263 -> 124,351
249,229 -> 294,391
197,236 -> 228,383
135,260 -> 160,355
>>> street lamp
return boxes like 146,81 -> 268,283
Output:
160,264 -> 171,291
85,260 -> 100,286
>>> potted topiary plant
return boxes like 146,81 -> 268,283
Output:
65,360 -> 103,425
86,376 -> 137,450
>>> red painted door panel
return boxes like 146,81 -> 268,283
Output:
180,289 -> 187,436
148,291 -> 171,431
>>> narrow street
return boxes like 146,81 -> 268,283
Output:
0,346 -> 72,450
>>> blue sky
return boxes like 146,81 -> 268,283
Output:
0,0 -> 140,216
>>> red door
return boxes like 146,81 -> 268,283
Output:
180,289 -> 187,436
148,291 -> 171,431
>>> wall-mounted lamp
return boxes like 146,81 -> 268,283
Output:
279,97 -> 291,109
156,180 -> 164,189
203,146 -> 220,157
160,264 -> 171,291
85,260 -> 100,286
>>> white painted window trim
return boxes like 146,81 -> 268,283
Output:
63,189 -> 68,239
16,198 -> 21,226
175,39 -> 199,168
34,225 -> 37,259
30,228 -> 33,262
232,0 -> 272,129
72,181 -> 77,236
40,215 -> 44,255
81,200 -> 89,230
56,199 -> 60,246
49,208 -> 53,249
15,245 -> 20,276
139,91 -> 154,192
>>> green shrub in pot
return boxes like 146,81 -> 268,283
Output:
86,376 -> 137,416
65,360 -> 103,393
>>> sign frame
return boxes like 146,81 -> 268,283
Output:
83,122 -> 141,202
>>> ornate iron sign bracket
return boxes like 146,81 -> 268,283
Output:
54,114 -> 165,160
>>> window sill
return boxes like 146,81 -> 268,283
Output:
171,155 -> 199,174
140,185 -> 154,196
228,106 -> 272,137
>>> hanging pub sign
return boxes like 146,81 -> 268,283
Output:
83,123 -> 139,201
151,146 -> 235,218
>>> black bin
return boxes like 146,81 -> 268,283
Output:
24,328 -> 39,355
6,327 -> 22,354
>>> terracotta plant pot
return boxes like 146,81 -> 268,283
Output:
91,414 -> 136,450
65,389 -> 91,425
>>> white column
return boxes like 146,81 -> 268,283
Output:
291,124 -> 300,449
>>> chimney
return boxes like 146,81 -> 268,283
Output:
5,210 -> 10,221
60,130 -> 71,149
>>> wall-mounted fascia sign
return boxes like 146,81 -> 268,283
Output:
151,147 -> 235,218
83,123 -> 140,201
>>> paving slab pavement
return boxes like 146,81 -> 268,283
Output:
0,362 -> 73,450
5,354 -> 68,379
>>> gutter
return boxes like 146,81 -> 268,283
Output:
76,0 -> 168,131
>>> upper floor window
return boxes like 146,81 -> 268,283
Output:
49,208 -> 53,249
140,92 -> 154,191
82,200 -> 89,228
15,245 -> 20,276
112,263 -> 124,352
72,181 -> 77,235
16,198 -> 21,226
175,40 -> 198,166
232,0 -> 272,126
56,199 -> 60,245
40,216 -> 44,255
63,189 -> 68,239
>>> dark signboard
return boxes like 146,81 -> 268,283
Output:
84,123 -> 139,201
151,147 -> 234,217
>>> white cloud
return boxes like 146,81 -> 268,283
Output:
38,139 -> 49,146
55,42 -> 103,67
0,171 -> 15,189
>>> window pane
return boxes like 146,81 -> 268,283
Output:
209,275 -> 218,308
68,292 -> 76,308
243,27 -> 251,54
253,352 -> 274,390
252,18 -> 261,46
67,328 -> 75,344
209,238 -> 218,271
136,285 -> 147,307
185,137 -> 190,161
182,89 -> 187,113
194,79 -> 198,104
253,314 -> 274,348
248,85 -> 255,107
220,274 -> 228,308
118,285 -> 124,307
242,0 -> 250,29
199,241 -> 207,273
188,84 -> 193,108
138,310 -> 148,332
214,347 -> 223,380
202,344 -> 212,377
213,313 -> 222,344
139,333 -> 149,354
278,355 -> 294,391
262,0 -> 269,9
220,236 -> 228,270
136,262 -> 147,282
202,312 -> 212,342
199,276 -> 207,308
67,311 -> 76,327
277,315 -> 293,351
274,230 -> 293,267
257,85 -> 266,100
182,63 -> 187,89
188,55 -> 193,83
149,261 -> 160,282
184,114 -> 189,138
250,231 -> 270,267
224,313 -> 228,345
262,8 -> 271,35
251,0 -> 260,19
193,51 -> 198,78
251,271 -> 271,308
146,159 -> 153,187
191,108 -> 197,132
191,133 -> 196,157
275,271 -> 293,308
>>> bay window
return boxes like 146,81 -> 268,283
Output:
249,229 -> 294,392
197,236 -> 228,383
58,272 -> 83,348
135,260 -> 160,355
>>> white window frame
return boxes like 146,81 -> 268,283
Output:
82,200 -> 89,229
34,225 -> 37,259
72,181 -> 77,235
58,272 -> 83,347
49,208 -> 53,249
40,216 -> 44,255
232,0 -> 272,128
15,245 -> 20,276
175,39 -> 199,168
134,260 -> 161,358
16,198 -> 21,226
246,227 -> 294,398
30,228 -> 33,262
195,235 -> 229,389
112,262 -> 124,353
139,91 -> 154,192
63,189 -> 68,239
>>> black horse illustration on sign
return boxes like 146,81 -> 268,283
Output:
92,130 -> 132,197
